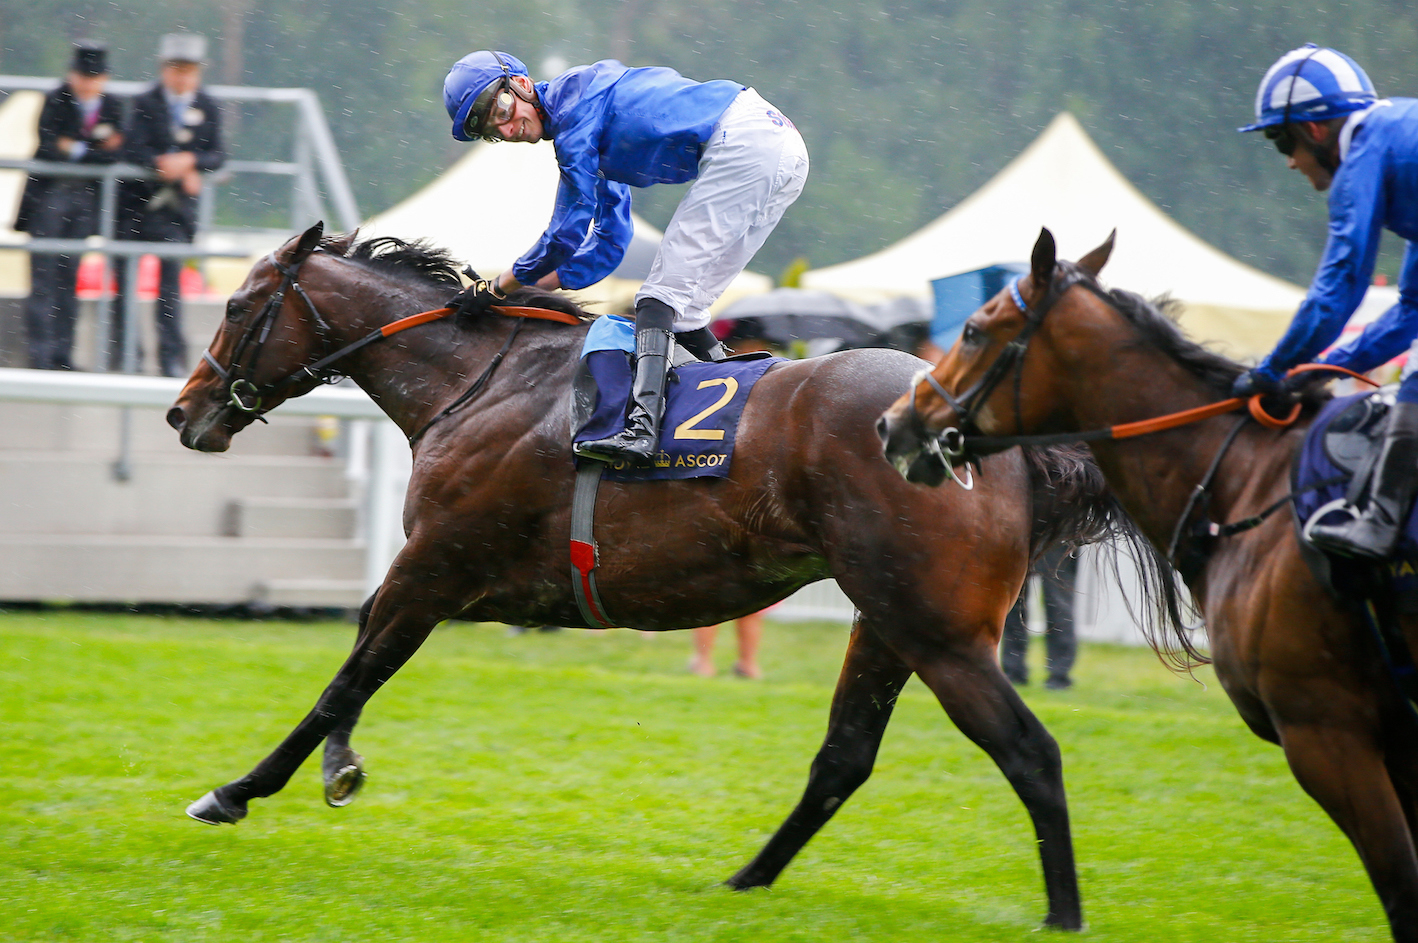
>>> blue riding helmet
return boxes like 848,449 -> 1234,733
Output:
444,50 -> 530,142
1239,43 -> 1377,132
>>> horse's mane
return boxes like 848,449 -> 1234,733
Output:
1040,263 -> 1334,672
325,233 -> 464,289
1065,261 -> 1329,412
321,232 -> 594,325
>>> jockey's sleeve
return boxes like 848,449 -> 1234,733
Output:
1321,240 -> 1418,374
557,176 -> 632,290
510,112 -> 606,286
1258,139 -> 1386,378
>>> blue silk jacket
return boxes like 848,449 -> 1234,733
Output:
1259,98 -> 1418,378
510,61 -> 742,290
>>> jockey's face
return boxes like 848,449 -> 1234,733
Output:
1279,120 -> 1337,192
486,75 -> 543,143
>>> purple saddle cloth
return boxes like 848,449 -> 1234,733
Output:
1293,390 -> 1418,601
573,351 -> 784,481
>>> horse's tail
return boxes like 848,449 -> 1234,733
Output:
1022,444 -> 1209,671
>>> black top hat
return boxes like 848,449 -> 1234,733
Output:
71,42 -> 108,76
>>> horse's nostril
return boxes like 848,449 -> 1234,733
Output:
875,415 -> 891,445
166,406 -> 186,431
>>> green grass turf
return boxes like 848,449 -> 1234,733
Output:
0,610 -> 1387,941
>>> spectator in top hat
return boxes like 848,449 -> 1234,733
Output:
14,42 -> 124,370
113,32 -> 224,376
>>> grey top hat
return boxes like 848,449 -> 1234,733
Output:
159,33 -> 207,65
71,41 -> 109,76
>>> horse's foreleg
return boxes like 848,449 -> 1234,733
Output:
727,619 -> 910,889
1281,720 -> 1418,942
186,587 -> 445,826
915,652 -> 1082,931
321,592 -> 378,807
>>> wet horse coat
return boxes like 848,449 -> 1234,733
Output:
878,229 -> 1418,942
168,223 -> 1116,928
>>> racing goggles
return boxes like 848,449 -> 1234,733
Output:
1264,124 -> 1298,157
465,79 -> 518,143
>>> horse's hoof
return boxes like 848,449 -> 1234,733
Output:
185,790 -> 247,825
324,763 -> 366,808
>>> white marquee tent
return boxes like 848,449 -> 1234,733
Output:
361,140 -> 771,313
802,112 -> 1307,358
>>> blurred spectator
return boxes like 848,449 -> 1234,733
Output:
691,610 -> 764,679
880,321 -> 946,364
712,316 -> 783,356
112,33 -> 224,376
1000,545 -> 1077,689
15,42 -> 123,370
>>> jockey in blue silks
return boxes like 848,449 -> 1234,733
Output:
1233,43 -> 1418,559
441,52 -> 809,466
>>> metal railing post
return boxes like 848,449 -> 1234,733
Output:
94,166 -> 119,373
362,418 -> 405,598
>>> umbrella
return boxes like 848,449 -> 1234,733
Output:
712,288 -> 881,347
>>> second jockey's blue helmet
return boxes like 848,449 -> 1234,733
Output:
1239,43 -> 1377,132
444,50 -> 529,142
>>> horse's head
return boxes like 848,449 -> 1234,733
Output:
877,227 -> 1115,484
168,221 -> 350,451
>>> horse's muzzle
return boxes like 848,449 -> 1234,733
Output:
167,401 -> 235,452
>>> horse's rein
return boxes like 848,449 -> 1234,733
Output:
924,266 -> 1378,459
949,363 -> 1378,457
203,251 -> 581,418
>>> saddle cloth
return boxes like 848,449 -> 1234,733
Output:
1293,388 -> 1418,605
572,315 -> 784,482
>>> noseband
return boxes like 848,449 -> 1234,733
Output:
903,269 -> 1083,471
201,251 -> 586,434
202,251 -> 338,419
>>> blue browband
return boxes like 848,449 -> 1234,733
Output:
1008,276 -> 1028,315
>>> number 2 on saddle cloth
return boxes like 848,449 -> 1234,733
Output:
571,315 -> 783,481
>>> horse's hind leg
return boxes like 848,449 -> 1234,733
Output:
728,618 -> 911,889
321,592 -> 377,807
915,652 -> 1082,931
1281,720 -> 1418,941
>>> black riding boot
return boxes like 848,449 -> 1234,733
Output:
1309,399 -> 1418,560
574,298 -> 676,465
675,326 -> 728,362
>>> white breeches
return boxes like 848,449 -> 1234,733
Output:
636,88 -> 809,331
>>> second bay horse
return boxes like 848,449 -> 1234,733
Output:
166,222 -> 1125,928
878,228 -> 1418,942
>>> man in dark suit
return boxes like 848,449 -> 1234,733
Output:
113,32 -> 225,376
15,42 -> 124,370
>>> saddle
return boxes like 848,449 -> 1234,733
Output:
1292,387 -> 1418,609
569,316 -> 782,481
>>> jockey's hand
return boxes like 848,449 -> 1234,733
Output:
1231,368 -> 1281,400
448,276 -> 506,318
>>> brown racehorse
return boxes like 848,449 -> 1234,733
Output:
877,228 -> 1418,942
167,222 -> 1122,928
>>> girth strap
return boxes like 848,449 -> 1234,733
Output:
570,461 -> 615,629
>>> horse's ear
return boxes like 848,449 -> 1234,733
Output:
279,220 -> 325,266
1077,229 -> 1116,277
322,228 -> 358,257
1030,227 -> 1057,288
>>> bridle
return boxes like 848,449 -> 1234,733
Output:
202,250 -> 583,435
900,267 -> 1084,487
902,263 -> 1376,574
202,250 -> 338,420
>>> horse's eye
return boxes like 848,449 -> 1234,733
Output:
225,303 -> 243,323
962,323 -> 982,345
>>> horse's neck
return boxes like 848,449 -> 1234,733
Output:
1070,356 -> 1290,559
326,284 -> 518,440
